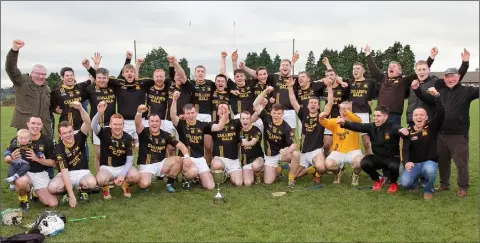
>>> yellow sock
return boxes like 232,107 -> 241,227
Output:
122,181 -> 129,189
18,195 -> 28,202
288,174 -> 295,181
315,172 -> 320,177
307,166 -> 316,174
103,185 -> 110,192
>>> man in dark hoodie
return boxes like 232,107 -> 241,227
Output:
415,66 -> 478,198
339,105 -> 409,194
406,48 -> 470,126
400,85 -> 445,200
363,45 -> 434,125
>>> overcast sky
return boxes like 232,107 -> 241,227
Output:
1,1 -> 478,88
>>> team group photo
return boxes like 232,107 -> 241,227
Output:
0,1 -> 478,242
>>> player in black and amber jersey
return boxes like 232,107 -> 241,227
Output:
239,111 -> 264,186
84,67 -> 116,172
227,51 -> 256,118
92,102 -> 139,200
48,101 -> 96,208
85,57 -> 154,148
170,91 -> 227,190
210,103 -> 243,186
288,76 -> 334,184
252,86 -> 300,188
135,104 -> 190,193
50,67 -> 92,131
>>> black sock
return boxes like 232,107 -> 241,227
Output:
167,176 -> 176,186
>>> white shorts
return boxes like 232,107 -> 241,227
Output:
100,165 -> 126,179
300,149 -> 324,168
234,114 -> 240,119
27,171 -> 50,190
196,113 -> 212,122
327,150 -> 363,168
253,119 -> 264,132
264,154 -> 281,168
282,109 -> 297,128
123,119 -> 143,140
191,157 -> 210,174
355,113 -> 370,135
138,159 -> 166,177
242,157 -> 264,170
56,169 -> 92,187
214,156 -> 242,174
160,120 -> 179,140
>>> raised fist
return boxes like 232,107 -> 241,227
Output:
265,86 -> 274,93
137,104 -> 148,113
126,51 -> 133,59
137,58 -> 144,65
363,45 -> 371,56
221,51 -> 228,58
12,40 -> 25,51
427,87 -> 439,96
81,58 -> 90,69
321,57 -> 329,65
239,62 -> 245,69
167,56 -> 176,64
97,101 -> 107,114
292,51 -> 299,63
231,50 -> 238,62
173,91 -> 181,100
430,47 -> 439,58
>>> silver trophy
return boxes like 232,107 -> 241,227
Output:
212,170 -> 226,204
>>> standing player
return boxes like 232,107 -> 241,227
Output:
323,58 -> 376,155
47,101 -> 97,208
363,45 -> 434,125
92,102 -> 140,199
84,67 -> 116,173
239,111 -> 265,186
340,105 -> 409,193
401,84 -> 445,199
210,103 -> 243,186
252,86 -> 300,188
170,92 -> 228,190
135,104 -> 190,192
287,77 -> 334,183
320,101 -> 363,185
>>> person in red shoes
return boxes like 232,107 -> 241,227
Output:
339,105 -> 409,193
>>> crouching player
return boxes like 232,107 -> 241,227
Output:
135,104 -> 190,193
92,102 -> 139,199
239,111 -> 265,186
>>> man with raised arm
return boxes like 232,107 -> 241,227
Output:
320,101 -> 363,185
288,76 -> 333,184
91,102 -> 139,199
47,101 -> 96,208
400,84 -> 445,200
5,116 -> 58,211
322,57 -> 375,155
416,66 -> 478,197
84,55 -> 155,148
340,105 -> 409,193
135,104 -> 189,193
170,91 -> 227,190
363,45 -> 434,125
239,110 -> 265,186
252,85 -> 300,188
5,40 -> 52,137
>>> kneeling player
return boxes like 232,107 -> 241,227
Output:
320,101 -> 364,185
48,101 -> 96,208
135,105 -> 190,192
92,102 -> 140,199
287,77 -> 334,183
170,92 -> 227,190
239,111 -> 265,186
210,103 -> 243,186
252,86 -> 300,188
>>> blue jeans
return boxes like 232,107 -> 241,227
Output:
400,160 -> 437,193
387,113 -> 402,126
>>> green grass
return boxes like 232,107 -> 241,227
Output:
1,102 -> 479,242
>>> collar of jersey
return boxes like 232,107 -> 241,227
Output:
61,84 -> 74,90
62,140 -> 75,148
186,120 -> 197,126
31,133 -> 41,141
272,120 -> 283,126
300,83 -> 311,90
242,124 -> 253,132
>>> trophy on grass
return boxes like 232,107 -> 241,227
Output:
212,170 -> 226,204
